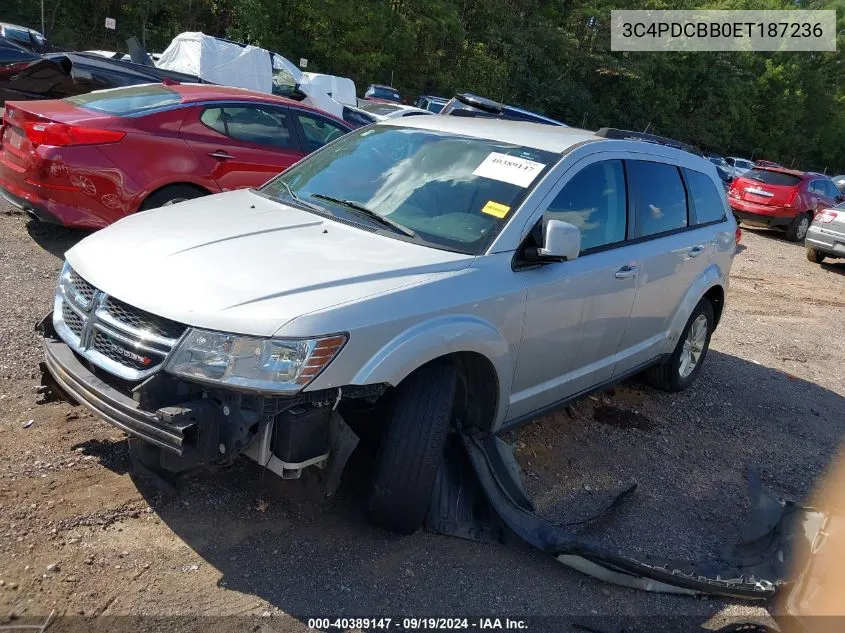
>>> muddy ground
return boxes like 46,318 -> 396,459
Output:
1,203 -> 844,632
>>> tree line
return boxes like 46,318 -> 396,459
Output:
6,0 -> 845,172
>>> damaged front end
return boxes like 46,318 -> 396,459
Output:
40,313 -> 376,485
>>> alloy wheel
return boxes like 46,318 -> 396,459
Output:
679,314 -> 708,378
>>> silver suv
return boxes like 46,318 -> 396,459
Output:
42,117 -> 737,534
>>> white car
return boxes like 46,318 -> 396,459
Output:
725,156 -> 754,178
347,101 -> 433,124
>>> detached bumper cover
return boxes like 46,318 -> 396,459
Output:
436,432 -> 828,600
43,334 -> 193,454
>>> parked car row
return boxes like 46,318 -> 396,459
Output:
0,83 -> 353,227
728,167 -> 842,242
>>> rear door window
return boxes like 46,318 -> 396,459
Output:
627,160 -> 688,238
824,180 -> 841,199
293,112 -> 348,152
544,160 -> 627,252
684,168 -> 727,225
200,105 -> 295,149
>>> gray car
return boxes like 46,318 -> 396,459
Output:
806,203 -> 845,264
41,117 -> 737,534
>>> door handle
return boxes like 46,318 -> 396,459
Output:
688,245 -> 705,258
615,265 -> 639,279
209,150 -> 234,160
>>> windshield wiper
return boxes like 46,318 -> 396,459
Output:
277,181 -> 326,214
311,194 -> 416,237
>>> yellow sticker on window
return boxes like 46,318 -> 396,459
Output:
481,201 -> 511,219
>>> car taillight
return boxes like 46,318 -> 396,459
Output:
735,226 -> 742,243
728,186 -> 740,199
815,209 -> 839,224
785,188 -> 799,206
23,121 -> 125,147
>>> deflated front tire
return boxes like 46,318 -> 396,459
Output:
367,359 -> 457,534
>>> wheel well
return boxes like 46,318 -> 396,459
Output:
139,182 -> 210,211
447,352 -> 499,433
704,285 -> 725,327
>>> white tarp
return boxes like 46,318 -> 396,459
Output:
301,72 -> 357,107
156,32 -> 272,93
156,32 -> 347,119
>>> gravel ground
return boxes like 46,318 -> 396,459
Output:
1,204 -> 843,632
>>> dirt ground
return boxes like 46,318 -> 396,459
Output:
1,204 -> 844,632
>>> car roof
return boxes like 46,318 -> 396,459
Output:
378,115 -> 600,153
166,83 -> 306,105
454,93 -> 566,126
369,84 -> 397,89
159,83 -> 347,121
0,22 -> 41,35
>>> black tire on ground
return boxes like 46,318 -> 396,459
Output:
806,247 -> 826,264
367,359 -> 457,534
785,212 -> 811,242
140,184 -> 206,211
645,298 -> 715,393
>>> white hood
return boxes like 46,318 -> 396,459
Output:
66,190 -> 472,337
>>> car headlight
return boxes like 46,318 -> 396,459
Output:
166,329 -> 347,394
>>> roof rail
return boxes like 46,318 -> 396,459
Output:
595,127 -> 704,157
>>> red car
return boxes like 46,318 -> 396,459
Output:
0,83 -> 353,228
728,167 -> 843,242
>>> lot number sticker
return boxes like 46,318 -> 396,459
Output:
481,201 -> 511,218
473,152 -> 546,188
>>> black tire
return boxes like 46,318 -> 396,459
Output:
785,212 -> 811,242
367,360 -> 457,534
140,185 -> 206,211
806,247 -> 826,264
645,298 -> 714,392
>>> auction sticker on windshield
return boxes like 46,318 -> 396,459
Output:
481,201 -> 511,218
473,152 -> 546,188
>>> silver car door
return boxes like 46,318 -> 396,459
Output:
507,157 -> 638,422
612,159 -> 717,376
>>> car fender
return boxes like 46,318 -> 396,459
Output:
352,315 -> 512,421
661,264 -> 726,355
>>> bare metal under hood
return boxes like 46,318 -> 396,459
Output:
66,189 -> 473,337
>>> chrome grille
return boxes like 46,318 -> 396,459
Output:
67,270 -> 96,309
53,263 -> 187,380
103,297 -> 185,340
92,332 -> 155,372
61,301 -> 85,338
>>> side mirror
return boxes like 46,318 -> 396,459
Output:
538,219 -> 581,261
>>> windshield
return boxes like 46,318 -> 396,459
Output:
371,86 -> 400,101
261,126 -> 558,255
66,84 -> 181,115
743,169 -> 801,187
359,102 -> 402,116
